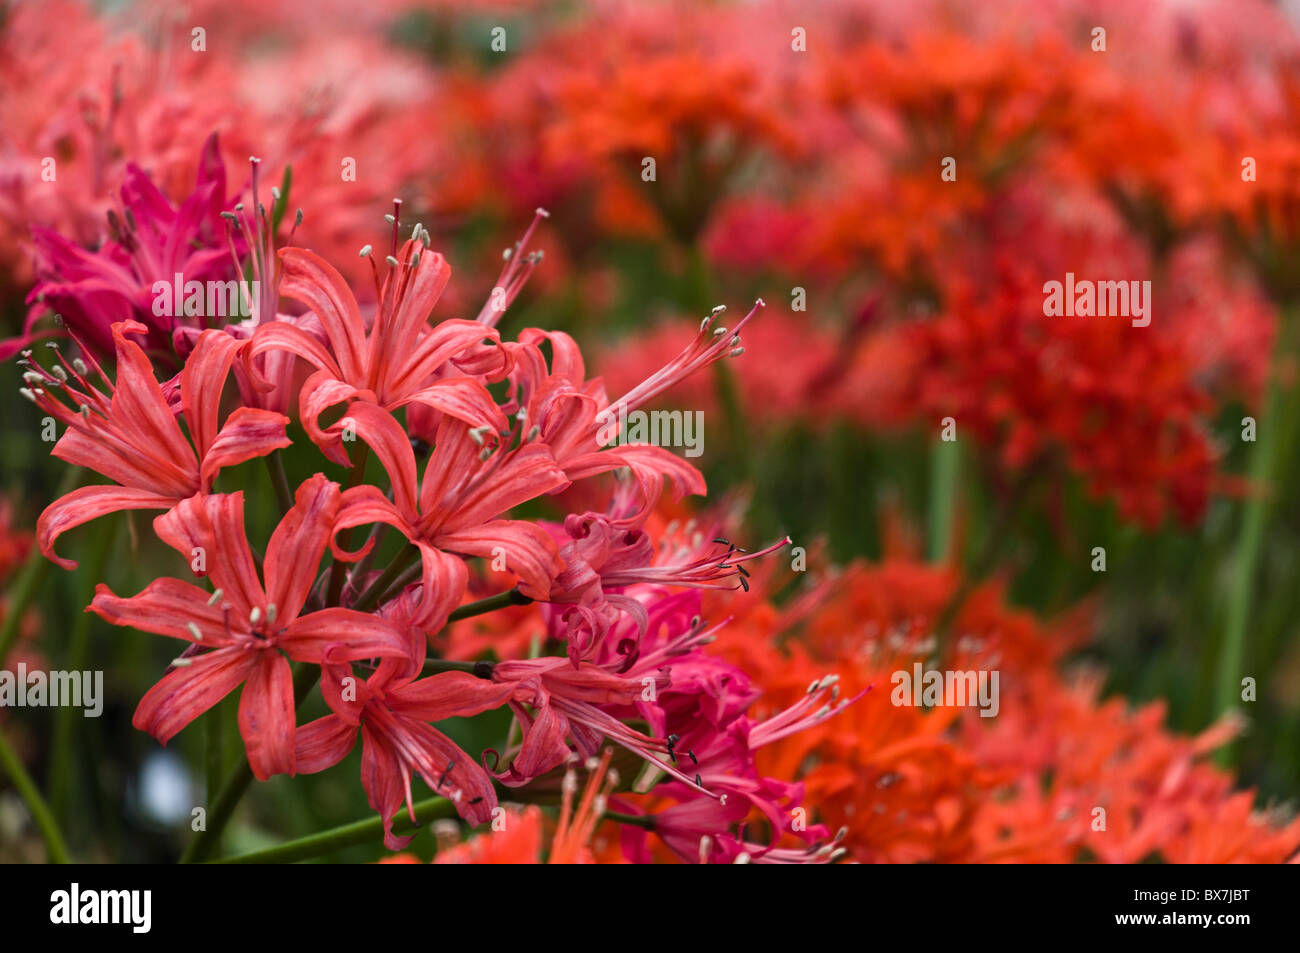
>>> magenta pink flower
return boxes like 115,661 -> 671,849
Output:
24,318 -> 289,568
12,133 -> 238,365
484,655 -> 709,796
90,475 -> 412,780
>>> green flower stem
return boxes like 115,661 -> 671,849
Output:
1214,335 -> 1287,761
0,467 -> 83,666
179,663 -> 321,863
927,437 -> 960,563
0,725 -> 71,863
265,451 -> 294,515
48,519 -> 117,822
605,810 -> 654,830
211,795 -> 456,864
447,587 -> 532,623
352,543 -> 420,613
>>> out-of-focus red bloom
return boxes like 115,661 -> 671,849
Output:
14,133 -> 237,364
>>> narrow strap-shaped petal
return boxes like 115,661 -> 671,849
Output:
132,645 -> 259,745
154,492 -> 266,617
341,401 -> 421,521
89,578 -> 232,645
298,370 -> 374,467
389,671 -> 515,723
181,329 -> 242,460
383,319 -> 499,401
245,320 -> 341,387
518,328 -> 587,384
37,485 -> 178,569
332,485 -> 411,562
402,718 -> 498,827
435,519 -> 559,600
434,441 -> 570,534
279,247 -> 368,384
371,244 -> 451,389
293,713 -> 358,774
410,542 -> 469,633
359,726 -> 412,851
279,607 -> 411,663
107,320 -> 196,474
387,376 -> 508,438
199,406 -> 291,491
238,652 -> 296,780
263,473 -> 340,623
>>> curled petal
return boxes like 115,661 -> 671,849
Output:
182,329 -> 242,460
294,713 -> 358,774
200,407 -> 291,491
279,607 -> 411,664
38,485 -> 177,570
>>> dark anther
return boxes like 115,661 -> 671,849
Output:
437,761 -> 455,788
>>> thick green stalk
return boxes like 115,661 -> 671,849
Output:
48,520 -> 117,821
265,451 -> 294,515
447,587 -> 532,623
927,438 -> 960,563
1214,340 -> 1286,761
0,726 -> 71,863
212,796 -> 456,864
0,467 -> 83,665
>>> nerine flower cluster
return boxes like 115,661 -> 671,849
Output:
16,146 -> 850,862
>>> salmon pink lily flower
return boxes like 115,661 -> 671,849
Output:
89,476 -> 411,780
246,212 -> 506,465
295,643 -> 515,848
23,318 -> 290,568
332,404 -> 570,625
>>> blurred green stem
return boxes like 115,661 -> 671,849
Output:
928,438 -> 960,563
266,451 -> 293,514
0,467 -> 82,665
48,519 -> 116,822
1213,325 -> 1289,761
0,726 -> 70,863
211,795 -> 455,864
